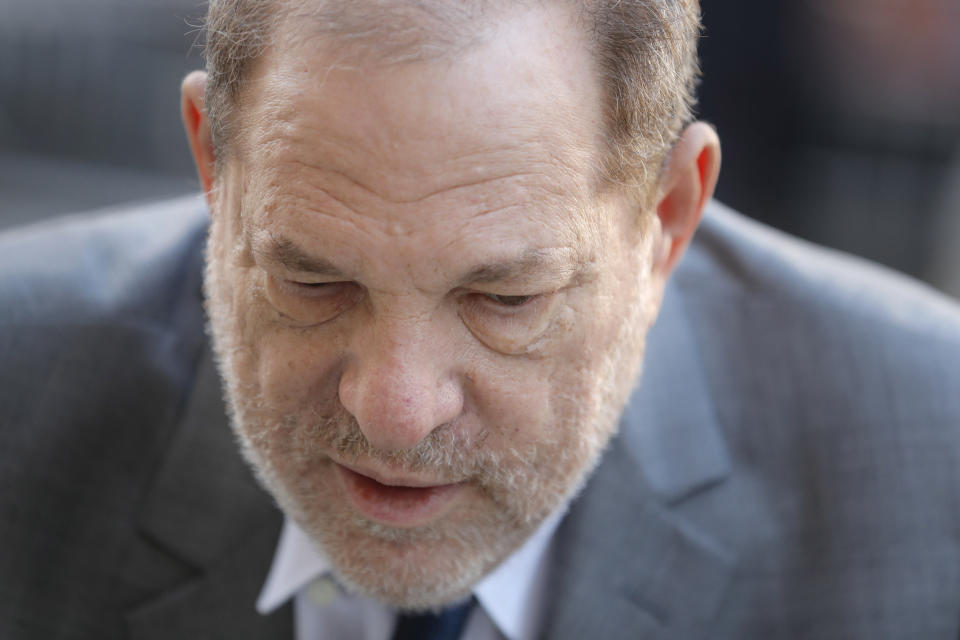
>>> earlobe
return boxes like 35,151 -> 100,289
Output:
653,121 -> 721,276
180,70 -> 217,200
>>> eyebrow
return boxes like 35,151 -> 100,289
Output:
458,249 -> 585,286
257,235 -> 588,286
256,236 -> 347,277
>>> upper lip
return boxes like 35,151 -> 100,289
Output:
335,461 -> 460,488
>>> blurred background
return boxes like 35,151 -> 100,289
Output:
1,0 -> 958,297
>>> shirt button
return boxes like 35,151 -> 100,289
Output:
306,577 -> 340,607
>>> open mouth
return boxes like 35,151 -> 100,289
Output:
335,463 -> 465,528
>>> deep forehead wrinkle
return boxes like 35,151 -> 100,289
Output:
284,157 -> 568,208
268,121 -> 592,208
254,145 -> 598,238
254,232 -> 592,287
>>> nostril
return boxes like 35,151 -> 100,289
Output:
338,321 -> 464,452
339,366 -> 453,452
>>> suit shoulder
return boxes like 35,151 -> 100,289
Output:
0,198 -> 212,636
679,200 -> 960,442
0,195 -> 208,331
673,205 -> 960,633
683,200 -> 960,348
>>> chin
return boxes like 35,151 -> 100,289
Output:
277,480 -> 534,611
323,526 -> 492,611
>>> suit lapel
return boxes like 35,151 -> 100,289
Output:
543,282 -> 735,640
125,344 -> 292,639
119,258 -> 732,639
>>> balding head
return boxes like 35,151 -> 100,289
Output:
203,0 -> 701,192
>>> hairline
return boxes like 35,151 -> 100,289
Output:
204,0 -> 699,203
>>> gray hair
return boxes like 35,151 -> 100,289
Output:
202,0 -> 701,190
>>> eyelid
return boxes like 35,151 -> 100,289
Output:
269,275 -> 363,306
482,292 -> 538,307
287,279 -> 342,289
464,290 -> 551,317
280,278 -> 346,292
263,274 -> 363,329
458,290 -> 559,355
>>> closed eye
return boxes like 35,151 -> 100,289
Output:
264,275 -> 363,327
483,293 -> 536,307
284,280 -> 354,295
458,290 -> 558,354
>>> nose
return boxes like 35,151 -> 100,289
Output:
338,318 -> 463,452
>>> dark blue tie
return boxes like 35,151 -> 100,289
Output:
390,599 -> 473,640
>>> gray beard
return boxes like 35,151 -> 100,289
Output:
202,229 -> 650,609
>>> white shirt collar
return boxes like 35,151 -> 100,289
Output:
257,510 -> 564,640
257,518 -> 332,614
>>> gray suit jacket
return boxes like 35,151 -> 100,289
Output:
2,197 -> 959,639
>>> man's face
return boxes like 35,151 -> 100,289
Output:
204,4 -> 664,609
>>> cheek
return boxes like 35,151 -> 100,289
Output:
210,262 -> 341,414
465,314 -> 604,452
255,329 -> 343,412
468,362 -> 554,444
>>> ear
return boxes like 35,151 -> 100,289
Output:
181,71 -> 217,203
652,121 -> 721,277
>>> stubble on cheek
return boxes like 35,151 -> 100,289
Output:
217,385 -> 559,608
201,202 -> 656,608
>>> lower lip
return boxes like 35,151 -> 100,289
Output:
335,464 -> 465,527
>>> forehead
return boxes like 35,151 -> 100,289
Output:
230,2 -> 613,268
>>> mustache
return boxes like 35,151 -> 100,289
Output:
297,406 -> 498,480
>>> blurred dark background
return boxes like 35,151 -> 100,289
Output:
0,0 -> 206,227
698,0 -> 960,297
1,0 -> 958,297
